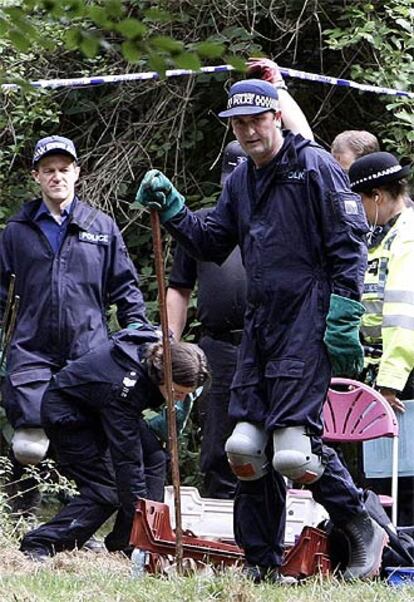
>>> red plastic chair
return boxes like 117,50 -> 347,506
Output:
323,378 -> 399,525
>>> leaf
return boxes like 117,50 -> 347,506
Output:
396,18 -> 413,33
195,41 -> 225,58
103,0 -> 124,19
8,29 -> 31,52
173,52 -> 201,71
0,18 -> 8,36
65,27 -> 83,50
121,39 -> 141,63
148,52 -> 167,75
143,8 -> 171,23
151,35 -> 183,55
87,6 -> 112,28
64,0 -> 85,18
224,54 -> 246,71
80,33 -> 100,58
115,18 -> 147,39
396,110 -> 414,126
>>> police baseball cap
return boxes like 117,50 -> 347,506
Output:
349,151 -> 411,193
218,79 -> 279,118
32,135 -> 78,167
220,140 -> 248,185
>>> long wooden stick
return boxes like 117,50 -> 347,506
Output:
0,274 -> 16,369
150,209 -> 183,573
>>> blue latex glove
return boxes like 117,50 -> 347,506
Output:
134,169 -> 185,223
324,293 -> 365,377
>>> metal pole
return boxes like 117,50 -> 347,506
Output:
150,209 -> 183,573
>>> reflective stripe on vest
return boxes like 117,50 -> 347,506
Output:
361,230 -> 398,343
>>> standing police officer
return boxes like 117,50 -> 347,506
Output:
136,75 -> 388,581
166,59 -> 314,501
0,136 -> 149,503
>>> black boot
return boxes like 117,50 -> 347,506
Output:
343,511 -> 388,580
242,563 -> 298,585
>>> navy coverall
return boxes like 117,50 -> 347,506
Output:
169,208 -> 247,498
20,329 -> 166,556
0,196 -> 148,429
163,131 -> 370,567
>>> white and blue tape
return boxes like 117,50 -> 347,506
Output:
1,63 -> 413,98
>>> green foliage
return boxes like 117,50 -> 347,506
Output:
324,0 -> 414,159
0,0 -> 246,73
0,455 -> 78,541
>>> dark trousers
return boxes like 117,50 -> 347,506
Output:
21,384 -> 167,555
234,438 -> 364,567
198,335 -> 238,499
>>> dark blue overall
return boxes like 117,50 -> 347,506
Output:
0,196 -> 148,429
164,132 -> 369,566
20,329 -> 166,556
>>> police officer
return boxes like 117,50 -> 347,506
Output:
166,59 -> 314,500
20,328 -> 210,560
349,151 -> 414,526
0,136 -> 149,508
135,76 -> 388,580
331,130 -> 380,172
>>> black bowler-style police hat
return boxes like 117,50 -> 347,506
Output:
349,151 -> 411,193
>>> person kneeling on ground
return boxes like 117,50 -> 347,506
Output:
20,327 -> 210,561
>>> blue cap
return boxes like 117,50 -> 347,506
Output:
218,79 -> 279,118
32,136 -> 78,166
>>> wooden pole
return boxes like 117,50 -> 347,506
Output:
150,209 -> 183,573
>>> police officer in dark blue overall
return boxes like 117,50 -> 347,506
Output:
166,141 -> 248,499
135,76 -> 388,581
19,329 -> 210,560
0,136 -> 148,509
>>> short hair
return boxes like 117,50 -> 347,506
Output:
145,341 -> 210,389
331,130 -> 380,159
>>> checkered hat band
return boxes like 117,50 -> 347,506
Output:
352,164 -> 402,186
227,92 -> 278,111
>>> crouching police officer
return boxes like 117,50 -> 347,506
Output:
20,327 -> 209,560
135,72 -> 388,581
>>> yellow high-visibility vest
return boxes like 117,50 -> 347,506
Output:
361,207 -> 414,392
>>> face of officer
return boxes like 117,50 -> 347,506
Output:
32,154 -> 80,213
159,382 -> 195,401
231,110 -> 283,168
332,148 -> 357,173
360,187 -> 407,227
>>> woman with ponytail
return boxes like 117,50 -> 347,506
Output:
20,326 -> 210,561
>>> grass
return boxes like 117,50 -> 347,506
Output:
0,544 -> 413,602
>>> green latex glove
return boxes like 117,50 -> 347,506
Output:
134,169 -> 185,223
147,397 -> 192,443
127,321 -> 145,330
324,293 -> 365,377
